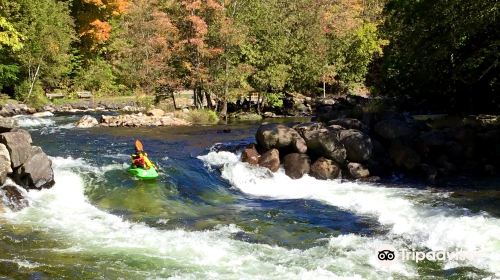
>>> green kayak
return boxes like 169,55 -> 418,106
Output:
128,166 -> 159,179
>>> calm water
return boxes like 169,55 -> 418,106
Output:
0,114 -> 499,279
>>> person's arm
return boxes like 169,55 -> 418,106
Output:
143,154 -> 155,168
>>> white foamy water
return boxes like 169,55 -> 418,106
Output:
13,115 -> 56,128
1,157 -> 415,279
199,151 -> 500,277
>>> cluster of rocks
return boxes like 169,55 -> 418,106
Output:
242,122 -> 374,180
75,109 -> 191,128
0,103 -> 37,117
0,122 -> 55,210
242,113 -> 500,183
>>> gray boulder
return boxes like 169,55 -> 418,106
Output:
283,153 -> 310,179
389,142 -> 421,170
76,115 -> 99,128
256,124 -> 307,154
0,131 -> 33,168
0,117 -> 16,133
374,119 -> 416,140
14,146 -> 55,190
347,162 -> 370,179
310,157 -> 341,180
0,144 -> 12,184
339,129 -> 373,162
258,149 -> 280,172
302,129 -> 347,164
328,118 -> 367,132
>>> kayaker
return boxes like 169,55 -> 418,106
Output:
131,140 -> 155,169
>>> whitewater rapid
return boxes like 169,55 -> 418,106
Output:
199,151 -> 500,278
1,157 -> 410,279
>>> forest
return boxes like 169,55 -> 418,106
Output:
0,0 -> 498,114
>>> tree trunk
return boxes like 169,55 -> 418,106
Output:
257,92 -> 262,114
171,91 -> 177,110
205,90 -> 213,109
26,63 -> 41,102
323,81 -> 326,98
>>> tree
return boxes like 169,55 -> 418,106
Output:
0,15 -> 23,91
2,0 -> 76,101
380,0 -> 499,112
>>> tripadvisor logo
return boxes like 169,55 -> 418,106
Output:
376,245 -> 475,266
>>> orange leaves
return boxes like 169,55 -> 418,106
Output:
80,19 -> 112,45
187,15 -> 209,36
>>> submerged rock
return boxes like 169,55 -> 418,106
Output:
284,153 -> 310,179
0,184 -> 29,211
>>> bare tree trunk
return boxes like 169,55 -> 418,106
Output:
26,63 -> 41,102
171,91 -> 177,110
205,90 -> 213,109
323,81 -> 326,98
256,92 -> 262,114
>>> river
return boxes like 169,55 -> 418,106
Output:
0,114 -> 499,279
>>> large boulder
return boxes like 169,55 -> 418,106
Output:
339,129 -> 373,162
347,162 -> 370,179
328,118 -> 367,132
241,145 -> 260,165
0,131 -> 33,168
283,153 -> 310,179
0,117 -> 16,133
374,119 -> 416,140
256,124 -> 307,154
310,157 -> 341,180
14,146 -> 55,190
75,115 -> 99,128
147,108 -> 165,117
258,149 -> 280,172
0,144 -> 12,184
32,111 -> 54,118
302,129 -> 346,164
389,142 -> 421,170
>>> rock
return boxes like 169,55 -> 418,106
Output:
389,142 -> 421,170
374,119 -> 416,140
0,184 -> 29,211
310,157 -> 341,180
32,111 -> 54,118
302,129 -> 346,164
418,164 -> 438,183
283,153 -> 310,179
339,129 -> 373,162
256,124 -> 307,154
0,144 -> 12,184
419,131 -> 446,147
0,131 -> 33,168
182,108 -> 190,113
147,108 -> 165,117
263,112 -> 276,118
328,118 -> 367,132
42,105 -> 55,112
14,146 -> 55,190
75,115 -> 99,128
347,162 -> 370,179
0,117 -> 16,133
241,145 -> 260,165
258,149 -> 280,172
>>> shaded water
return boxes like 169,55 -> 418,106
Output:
1,114 -> 499,279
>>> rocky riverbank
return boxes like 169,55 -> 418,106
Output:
0,122 -> 55,211
242,111 -> 500,183
75,109 -> 191,128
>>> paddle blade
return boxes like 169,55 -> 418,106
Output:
135,139 -> 144,151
